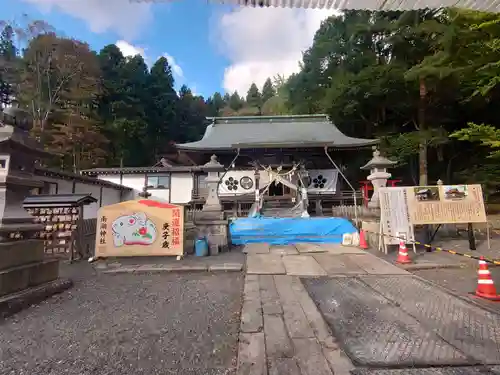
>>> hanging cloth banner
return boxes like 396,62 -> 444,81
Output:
307,169 -> 339,193
218,170 -> 256,196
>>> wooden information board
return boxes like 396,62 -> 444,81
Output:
95,199 -> 184,258
406,184 -> 487,225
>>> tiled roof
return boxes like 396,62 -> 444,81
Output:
175,115 -> 379,151
218,0 -> 500,12
23,194 -> 97,208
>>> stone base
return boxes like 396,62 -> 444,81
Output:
0,278 -> 72,319
193,211 -> 229,256
184,222 -> 197,255
0,259 -> 59,297
0,239 -> 45,270
361,220 -> 381,249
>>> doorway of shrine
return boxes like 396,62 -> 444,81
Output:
267,181 -> 291,198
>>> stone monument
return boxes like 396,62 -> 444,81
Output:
360,148 -> 397,209
0,107 -> 71,318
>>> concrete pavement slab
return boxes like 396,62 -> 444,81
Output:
241,299 -> 263,333
295,243 -> 325,253
282,255 -> 327,276
244,275 -> 260,301
269,245 -> 299,256
209,263 -> 244,272
346,254 -> 410,275
289,277 -> 339,349
268,358 -> 301,375
237,332 -> 267,375
247,255 -> 286,275
316,243 -> 366,254
293,338 -> 334,375
259,275 -> 283,315
351,368 -> 498,375
243,243 -> 270,254
263,314 -> 294,358
312,254 -> 367,275
302,277 -> 470,367
360,275 -> 500,364
274,275 -> 315,339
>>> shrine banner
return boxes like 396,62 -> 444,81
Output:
95,199 -> 184,257
307,169 -> 339,193
406,184 -> 487,225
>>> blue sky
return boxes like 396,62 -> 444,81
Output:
4,0 -> 334,98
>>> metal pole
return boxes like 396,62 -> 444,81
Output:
324,146 -> 359,227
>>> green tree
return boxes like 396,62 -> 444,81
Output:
228,91 -> 244,111
246,82 -> 262,112
146,56 -> 178,160
176,85 -> 207,142
0,25 -> 16,107
206,91 -> 224,116
261,78 -> 276,103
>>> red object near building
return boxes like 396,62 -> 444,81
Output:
359,180 -> 402,207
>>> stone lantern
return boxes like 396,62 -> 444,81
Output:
0,106 -> 71,306
202,154 -> 223,212
360,148 -> 397,209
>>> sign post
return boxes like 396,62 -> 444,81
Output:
379,187 -> 416,254
378,184 -> 489,253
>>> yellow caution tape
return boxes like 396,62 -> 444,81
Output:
362,229 -> 500,266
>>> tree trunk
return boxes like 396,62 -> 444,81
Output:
418,78 -> 428,186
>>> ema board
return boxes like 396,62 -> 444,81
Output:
95,199 -> 184,257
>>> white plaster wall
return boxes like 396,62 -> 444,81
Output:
98,174 -> 145,201
149,189 -> 170,202
75,182 -> 101,219
37,176 -> 124,219
97,173 -> 193,204
55,179 -> 74,195
101,187 -> 122,207
170,173 -> 193,204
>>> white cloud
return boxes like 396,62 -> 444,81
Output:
116,40 -> 147,59
116,42 -> 184,80
162,53 -> 184,79
214,7 -> 337,94
22,0 -> 152,40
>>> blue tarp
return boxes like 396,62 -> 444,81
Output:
230,217 -> 357,245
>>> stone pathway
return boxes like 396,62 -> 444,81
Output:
238,274 -> 354,375
237,243 -> 409,375
244,243 -> 409,277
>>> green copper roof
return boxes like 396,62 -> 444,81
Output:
175,114 -> 379,151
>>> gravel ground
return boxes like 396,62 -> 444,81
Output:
0,263 -> 243,375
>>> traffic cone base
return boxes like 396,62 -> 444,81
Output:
396,241 -> 412,264
474,257 -> 500,301
359,230 -> 368,250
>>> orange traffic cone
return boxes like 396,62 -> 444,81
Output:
359,230 -> 368,249
396,240 -> 412,264
475,257 -> 500,301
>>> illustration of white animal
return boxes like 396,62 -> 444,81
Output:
111,212 -> 157,247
